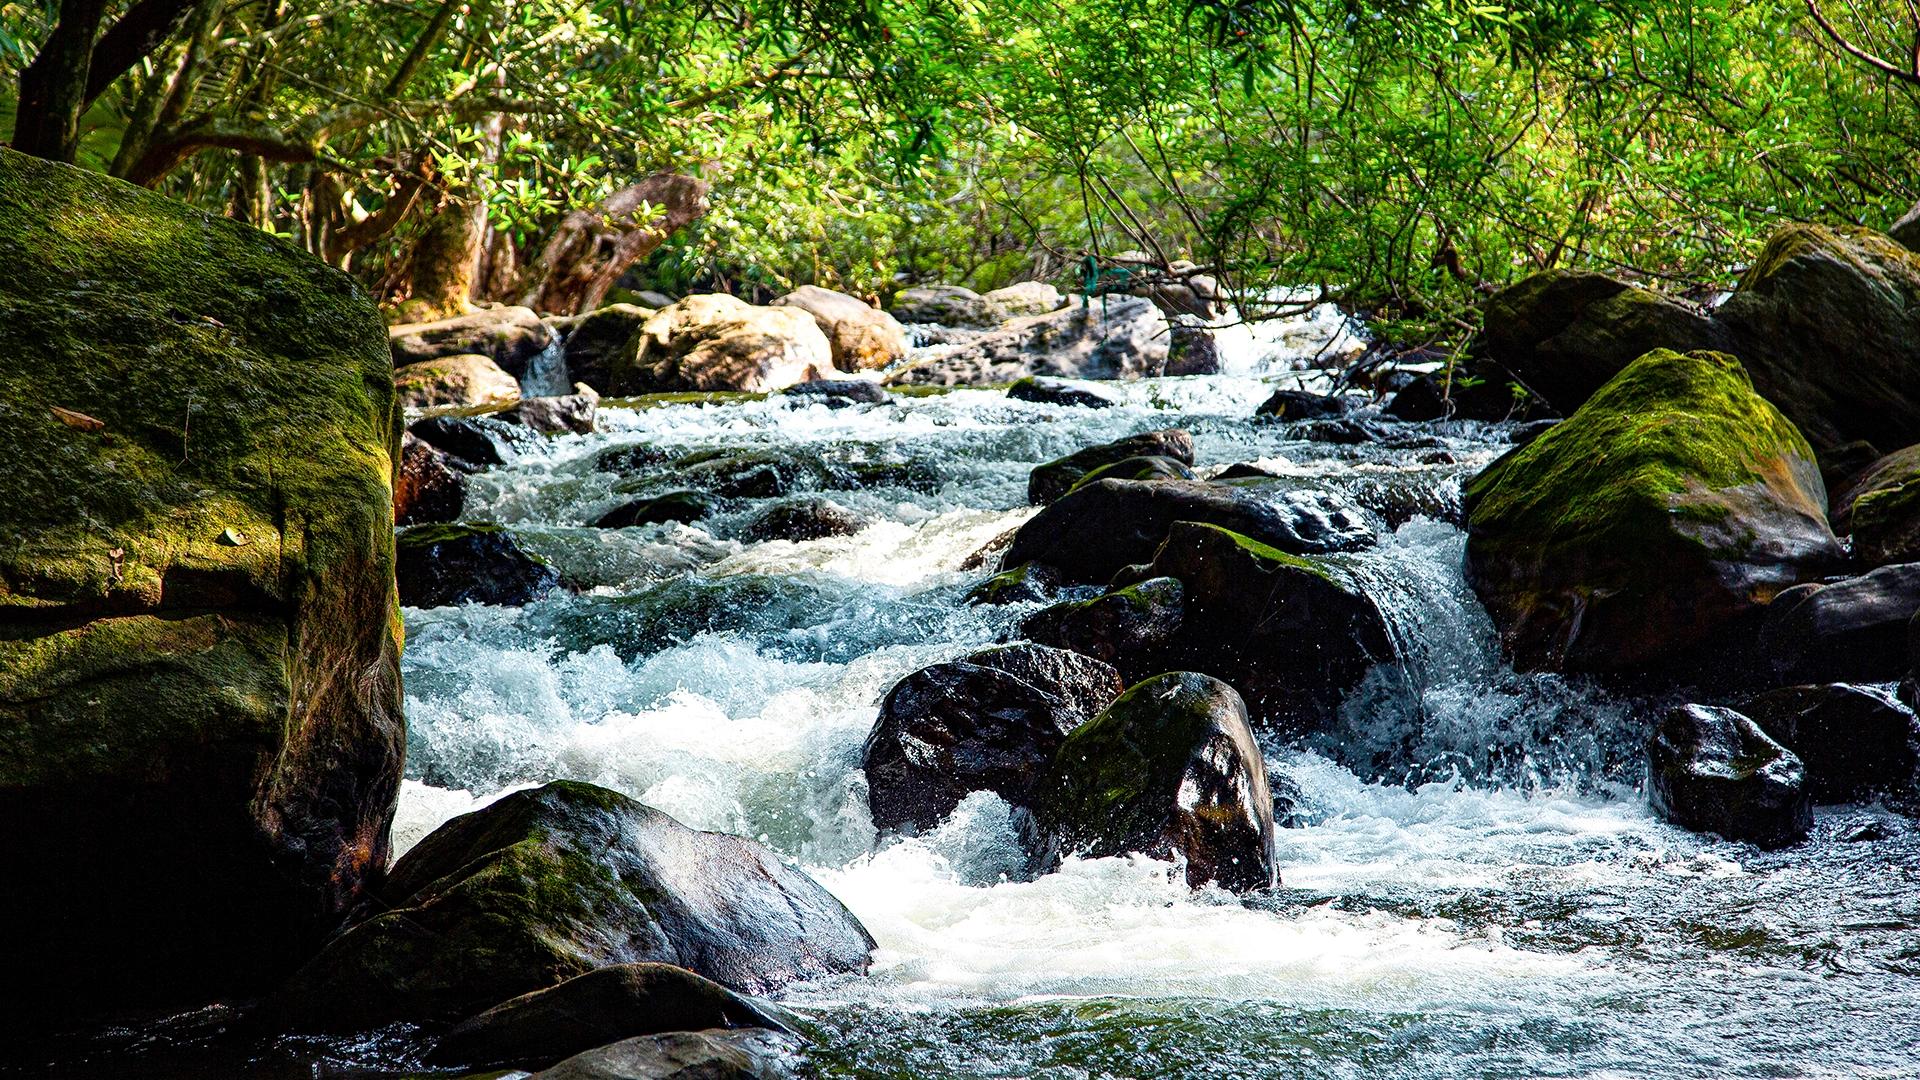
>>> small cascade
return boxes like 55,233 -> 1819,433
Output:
517,334 -> 572,397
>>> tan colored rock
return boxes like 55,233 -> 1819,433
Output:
395,353 -> 522,408
983,281 -> 1065,317
610,294 -> 833,394
389,305 -> 553,376
772,285 -> 908,371
889,284 -> 1003,327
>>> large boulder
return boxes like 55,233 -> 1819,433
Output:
391,305 -> 554,377
1032,672 -> 1277,891
549,303 -> 654,393
396,523 -> 562,608
1831,444 -> 1920,566
395,432 -> 467,525
889,284 -> 1004,327
1464,349 -> 1841,674
1647,704 -> 1811,847
862,645 -> 1124,833
0,148 -> 404,1019
1739,684 -> 1920,802
609,294 -> 833,394
428,963 -> 791,1071
772,285 -> 908,371
1029,429 -> 1195,505
530,1030 -> 804,1080
894,296 -> 1172,385
1021,576 -> 1187,683
984,281 -> 1065,317
1759,563 -> 1920,684
1002,477 -> 1374,586
395,353 -> 523,408
268,781 -> 874,1030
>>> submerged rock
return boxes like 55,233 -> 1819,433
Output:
1831,444 -> 1920,566
609,294 -> 834,394
395,352 -> 523,409
548,303 -> 653,394
529,1029 -> 804,1080
1008,375 -> 1121,408
396,432 -> 467,525
1760,563 -> 1920,684
1647,704 -> 1812,847
1464,349 -> 1840,675
895,296 -> 1170,385
772,285 -> 908,371
1022,576 -> 1187,682
1739,684 -> 1920,802
595,491 -> 716,529
741,498 -> 871,542
1029,429 -> 1196,505
390,305 -> 554,377
396,523 -> 561,607
429,963 -> 790,1071
1003,477 -> 1373,586
268,781 -> 873,1030
863,645 -> 1125,833
0,147 -> 404,1019
1033,672 -> 1277,891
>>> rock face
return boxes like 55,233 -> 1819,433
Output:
610,294 -> 834,394
530,1030 -> 804,1080
1003,478 -> 1374,586
1647,705 -> 1812,847
429,963 -> 790,1070
1029,429 -> 1195,505
551,303 -> 654,393
863,645 -> 1125,833
1008,375 -> 1121,409
395,353 -> 524,408
391,305 -> 554,377
895,296 -> 1171,385
270,781 -> 874,1030
1033,672 -> 1277,891
1760,564 -> 1920,684
0,148 -> 404,1019
396,523 -> 562,607
1832,444 -> 1920,566
1484,227 -> 1920,455
890,283 -> 1004,327
1464,349 -> 1841,674
1739,684 -> 1920,802
396,432 -> 467,525
772,285 -> 908,371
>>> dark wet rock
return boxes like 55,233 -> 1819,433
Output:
409,413 -> 529,469
529,1029 -> 804,1080
1383,367 -> 1539,422
893,296 -> 1170,385
1831,444 -> 1920,566
391,305 -> 554,377
1739,684 -> 1920,802
1211,465 -> 1464,529
863,645 -> 1125,833
397,523 -> 562,608
1065,454 -> 1198,494
1256,389 -> 1353,420
1647,704 -> 1812,847
0,147 -> 404,1020
1022,576 -> 1186,682
1508,419 -> 1560,448
428,963 -> 790,1071
1165,324 -> 1220,376
1029,429 -> 1196,505
1143,521 -> 1395,734
595,444 -> 673,474
548,303 -> 653,394
741,498 -> 870,542
1032,672 -> 1277,891
396,432 -> 467,526
964,561 -> 1059,606
1003,477 -> 1374,586
654,447 -> 937,499
1465,349 -> 1841,675
780,379 -> 889,407
595,491 -> 716,529
1760,564 -> 1920,684
499,385 -> 599,435
1008,376 -> 1122,408
1288,418 -> 1379,445
268,781 -> 874,1030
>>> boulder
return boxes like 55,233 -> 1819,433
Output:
268,781 -> 873,1030
1739,684 -> 1920,802
894,296 -> 1171,386
984,281 -> 1065,316
1064,455 -> 1197,495
550,303 -> 654,393
1760,563 -> 1920,684
1832,444 -> 1920,566
408,413 -> 528,468
1007,375 -> 1122,408
391,305 -> 554,377
0,147 -> 403,1018
779,379 -> 890,407
741,498 -> 870,542
1033,672 -> 1277,891
396,523 -> 562,608
1256,389 -> 1353,421
862,645 -> 1125,832
595,491 -> 716,529
963,561 -> 1059,606
1003,478 -> 1374,586
428,963 -> 790,1070
395,353 -> 523,409
530,1030 -> 803,1080
1464,349 -> 1841,674
889,284 -> 1003,327
1022,576 -> 1187,682
498,385 -> 599,435
771,285 -> 908,371
1647,704 -> 1812,847
1382,366 -> 1540,422
609,294 -> 833,394
1028,429 -> 1196,506
396,432 -> 467,526
1165,325 -> 1220,376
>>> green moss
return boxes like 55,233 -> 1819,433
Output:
1065,454 -> 1194,495
398,522 -> 507,547
1169,521 -> 1337,583
1046,672 -> 1228,848
597,391 -> 769,410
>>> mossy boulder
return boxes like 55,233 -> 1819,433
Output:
0,147 -> 403,1020
1028,429 -> 1195,505
395,352 -> 524,409
1831,443 -> 1920,566
267,781 -> 874,1031
740,498 -> 871,543
1064,454 -> 1198,495
1464,349 -> 1841,674
1033,672 -> 1277,891
963,561 -> 1059,606
396,523 -> 561,608
548,303 -> 654,393
1021,576 -> 1187,683
1647,704 -> 1811,848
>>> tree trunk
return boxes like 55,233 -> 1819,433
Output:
11,0 -> 110,162
402,197 -> 489,321
519,172 -> 712,316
